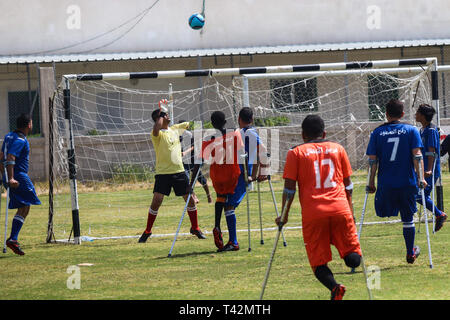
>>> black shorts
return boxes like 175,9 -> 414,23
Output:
153,172 -> 190,196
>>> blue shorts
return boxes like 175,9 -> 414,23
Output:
374,185 -> 417,220
226,174 -> 247,208
4,173 -> 41,209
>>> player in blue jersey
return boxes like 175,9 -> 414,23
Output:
213,107 -> 267,252
366,99 -> 426,264
415,104 -> 447,232
0,113 -> 41,255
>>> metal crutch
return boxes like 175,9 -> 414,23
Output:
167,164 -> 203,258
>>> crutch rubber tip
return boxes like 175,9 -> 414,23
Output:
2,249 -> 6,253
260,240 -> 264,245
283,242 -> 287,247
167,254 -> 172,258
248,248 -> 251,252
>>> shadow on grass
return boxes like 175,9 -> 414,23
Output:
335,264 -> 411,275
155,249 -> 224,259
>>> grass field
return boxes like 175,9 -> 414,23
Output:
0,170 -> 449,301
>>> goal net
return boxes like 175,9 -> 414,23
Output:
48,58 -> 436,243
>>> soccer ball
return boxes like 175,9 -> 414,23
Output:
188,13 -> 205,30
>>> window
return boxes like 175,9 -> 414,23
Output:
368,74 -> 399,121
8,91 -> 41,135
270,78 -> 318,112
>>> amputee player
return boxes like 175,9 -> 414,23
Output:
366,99 -> 427,264
192,111 -> 244,252
215,107 -> 267,251
278,114 -> 361,300
0,113 -> 41,255
414,104 -> 447,232
138,100 -> 206,243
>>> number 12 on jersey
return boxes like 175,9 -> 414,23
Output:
314,159 -> 337,189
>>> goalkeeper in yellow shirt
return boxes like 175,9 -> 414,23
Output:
138,99 -> 206,243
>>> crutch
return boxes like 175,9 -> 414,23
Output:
241,153 -> 252,252
257,180 -> 264,245
260,191 -> 294,300
351,159 -> 374,273
267,175 -> 287,247
360,250 -> 374,300
416,155 -> 433,269
167,163 -> 203,258
2,146 -> 10,254
417,203 -> 423,233
428,153 -> 437,234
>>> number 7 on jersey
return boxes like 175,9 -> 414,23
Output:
387,137 -> 399,161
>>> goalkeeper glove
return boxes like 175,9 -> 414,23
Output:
159,99 -> 169,113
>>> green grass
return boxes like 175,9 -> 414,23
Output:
0,172 -> 449,300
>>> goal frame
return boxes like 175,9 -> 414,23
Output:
51,57 -> 440,244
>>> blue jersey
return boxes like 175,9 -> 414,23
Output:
1,130 -> 40,208
240,126 -> 261,176
366,122 -> 423,188
1,131 -> 30,175
420,124 -> 440,178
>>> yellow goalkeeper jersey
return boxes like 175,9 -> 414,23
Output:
151,122 -> 189,175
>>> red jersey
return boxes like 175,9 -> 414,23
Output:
201,129 -> 244,194
283,140 -> 353,222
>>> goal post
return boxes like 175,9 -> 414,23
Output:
49,57 -> 440,244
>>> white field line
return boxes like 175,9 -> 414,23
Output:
55,218 -> 432,243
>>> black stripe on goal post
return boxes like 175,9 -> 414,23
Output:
63,82 -> 81,245
65,57 -> 435,82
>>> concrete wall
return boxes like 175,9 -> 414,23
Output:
2,0 -> 450,55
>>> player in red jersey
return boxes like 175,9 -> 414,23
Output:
277,115 -> 362,300
191,111 -> 244,251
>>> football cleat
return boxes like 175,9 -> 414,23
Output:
190,228 -> 206,239
218,241 -> 239,252
6,238 -> 25,256
434,213 -> 447,232
138,231 -> 152,243
213,227 -> 224,250
406,245 -> 420,264
330,284 -> 346,300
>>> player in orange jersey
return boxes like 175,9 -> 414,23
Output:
277,114 -> 362,300
191,111 -> 244,251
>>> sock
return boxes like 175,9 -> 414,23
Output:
215,200 -> 225,229
187,206 -> 199,230
314,265 -> 338,291
10,215 -> 25,241
145,208 -> 158,233
402,220 -> 415,256
225,209 -> 237,244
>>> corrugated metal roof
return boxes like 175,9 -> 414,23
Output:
1,39 -> 450,65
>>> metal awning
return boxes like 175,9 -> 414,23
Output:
1,38 -> 450,65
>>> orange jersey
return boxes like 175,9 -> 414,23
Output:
201,129 -> 244,194
283,140 -> 353,222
